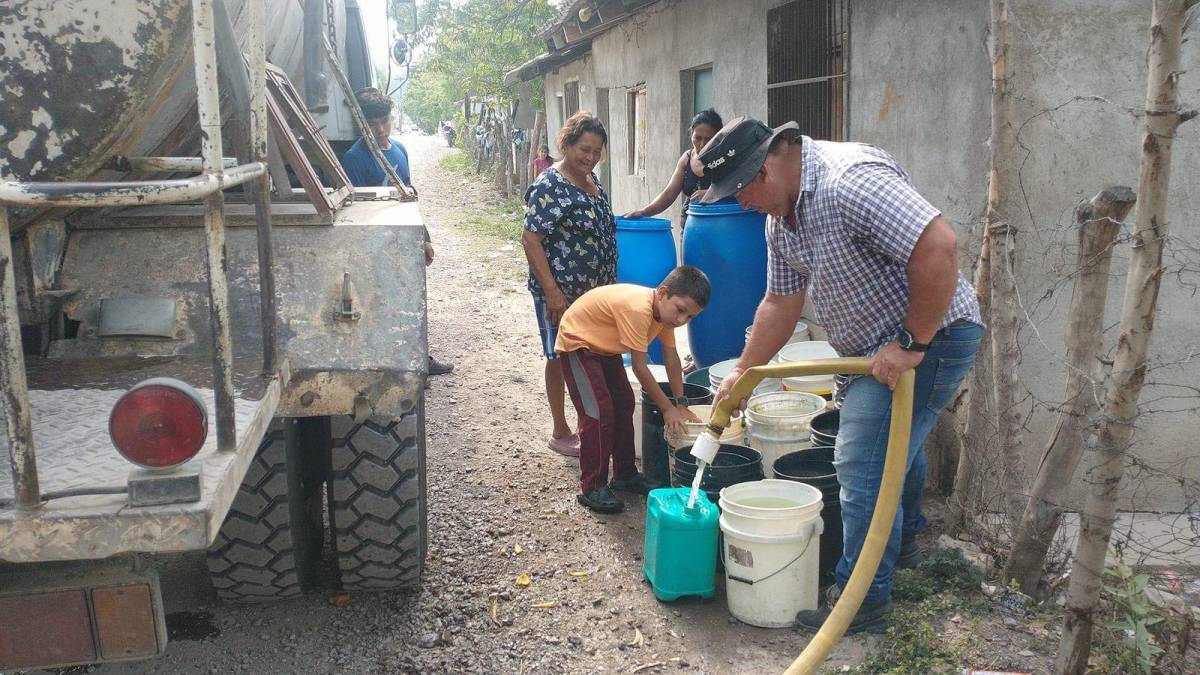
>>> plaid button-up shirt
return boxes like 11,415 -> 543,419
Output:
767,137 -> 982,363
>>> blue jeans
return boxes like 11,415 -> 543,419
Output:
834,321 -> 983,604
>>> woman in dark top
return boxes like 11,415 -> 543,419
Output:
623,109 -> 723,224
522,111 -> 617,456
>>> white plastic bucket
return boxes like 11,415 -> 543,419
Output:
772,341 -> 838,394
718,480 -> 824,627
709,358 -> 784,399
628,366 -> 670,458
746,321 -> 811,345
666,404 -> 745,449
744,392 -> 826,477
707,358 -> 739,390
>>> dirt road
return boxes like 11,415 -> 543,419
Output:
87,133 -> 867,675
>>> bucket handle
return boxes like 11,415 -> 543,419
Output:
723,519 -> 820,586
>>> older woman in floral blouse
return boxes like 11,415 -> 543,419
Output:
521,111 -> 617,457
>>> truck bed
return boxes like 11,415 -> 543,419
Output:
0,354 -> 284,563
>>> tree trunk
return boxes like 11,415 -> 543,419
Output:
1003,187 -> 1135,597
984,0 -> 1028,524
1057,2 -> 1193,671
947,234 -> 993,534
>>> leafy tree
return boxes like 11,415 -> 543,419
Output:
396,0 -> 555,132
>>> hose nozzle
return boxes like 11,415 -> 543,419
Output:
689,431 -> 721,465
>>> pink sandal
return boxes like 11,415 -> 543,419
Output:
548,434 -> 581,457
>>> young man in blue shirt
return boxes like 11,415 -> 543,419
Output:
342,88 -> 454,377
342,87 -> 413,188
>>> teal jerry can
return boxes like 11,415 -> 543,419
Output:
643,487 -> 719,601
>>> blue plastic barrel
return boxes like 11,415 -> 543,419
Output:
615,216 -> 677,364
682,200 -> 768,367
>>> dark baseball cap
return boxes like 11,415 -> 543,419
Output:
697,116 -> 800,203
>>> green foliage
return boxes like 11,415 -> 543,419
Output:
406,67 -> 459,132
437,149 -> 475,177
854,548 -> 990,674
858,611 -> 961,675
400,0 -> 555,132
1098,561 -> 1165,675
893,548 -> 984,604
437,150 -> 525,241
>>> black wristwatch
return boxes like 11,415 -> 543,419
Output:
897,327 -> 930,352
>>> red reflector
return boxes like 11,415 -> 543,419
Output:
109,378 -> 208,469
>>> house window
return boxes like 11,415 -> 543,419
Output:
556,93 -> 565,128
766,0 -> 848,140
564,80 -> 580,119
627,86 -> 647,175
692,68 -> 713,116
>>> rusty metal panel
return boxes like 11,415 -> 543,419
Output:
0,590 -> 95,668
92,584 -> 160,660
0,364 -> 283,562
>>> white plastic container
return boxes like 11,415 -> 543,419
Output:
744,392 -> 826,477
666,404 -> 745,449
627,365 -> 670,458
773,341 -> 838,395
746,321 -> 811,345
718,480 -> 824,627
709,358 -> 784,399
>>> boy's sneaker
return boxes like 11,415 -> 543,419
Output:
609,472 -> 655,495
795,584 -> 893,635
577,486 -> 624,513
896,532 -> 923,569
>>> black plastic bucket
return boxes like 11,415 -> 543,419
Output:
642,382 -> 713,487
670,443 -> 764,504
809,408 -> 840,448
773,446 -> 843,580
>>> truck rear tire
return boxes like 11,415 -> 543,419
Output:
206,419 -> 322,600
327,399 -> 427,590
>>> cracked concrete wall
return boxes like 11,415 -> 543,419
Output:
851,0 -> 1200,512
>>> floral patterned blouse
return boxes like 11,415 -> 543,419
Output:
523,167 -> 617,302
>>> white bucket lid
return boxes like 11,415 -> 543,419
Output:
745,391 -> 827,422
707,358 -> 740,386
782,376 -> 835,394
776,340 -> 837,363
746,321 -> 808,339
718,479 -> 824,519
774,341 -> 838,383
709,378 -> 782,401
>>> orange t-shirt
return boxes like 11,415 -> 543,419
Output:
555,284 -> 677,356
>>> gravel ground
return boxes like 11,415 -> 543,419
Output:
34,133 -> 870,675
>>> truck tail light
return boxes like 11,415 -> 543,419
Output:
108,378 -> 208,469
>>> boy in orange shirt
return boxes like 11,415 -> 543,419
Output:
555,266 -> 711,513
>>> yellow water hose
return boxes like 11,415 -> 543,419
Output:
703,358 -> 915,675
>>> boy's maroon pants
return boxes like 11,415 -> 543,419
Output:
562,349 -> 638,493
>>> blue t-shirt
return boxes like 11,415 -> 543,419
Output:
341,137 -> 411,187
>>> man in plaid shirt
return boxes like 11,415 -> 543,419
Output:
703,117 -> 983,633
